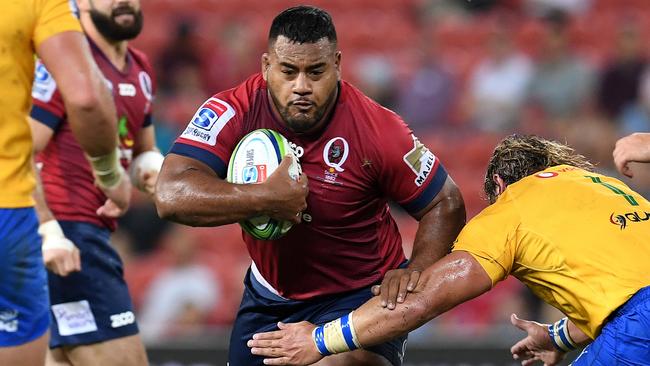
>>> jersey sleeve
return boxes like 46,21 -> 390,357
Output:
30,59 -> 66,130
33,0 -> 82,48
451,199 -> 520,286
376,113 -> 449,215
169,95 -> 243,178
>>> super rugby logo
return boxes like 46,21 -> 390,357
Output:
403,135 -> 435,187
32,61 -> 57,102
609,211 -> 650,230
182,98 -> 236,146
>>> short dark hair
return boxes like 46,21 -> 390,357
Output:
268,6 -> 337,46
484,135 -> 594,203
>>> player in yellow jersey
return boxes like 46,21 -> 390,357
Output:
247,134 -> 650,366
0,1 -> 131,365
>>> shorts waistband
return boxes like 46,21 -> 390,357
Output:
615,286 -> 650,317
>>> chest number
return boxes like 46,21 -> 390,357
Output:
585,175 -> 638,206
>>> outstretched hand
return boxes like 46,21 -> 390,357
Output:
510,314 -> 565,366
248,321 -> 322,365
371,268 -> 421,309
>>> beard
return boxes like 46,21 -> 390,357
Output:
268,88 -> 338,134
89,5 -> 143,41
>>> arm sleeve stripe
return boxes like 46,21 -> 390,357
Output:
30,105 -> 63,131
168,143 -> 227,178
401,164 -> 448,215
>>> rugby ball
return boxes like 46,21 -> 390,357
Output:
227,129 -> 301,240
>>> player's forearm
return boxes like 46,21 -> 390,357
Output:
567,319 -> 591,346
352,252 -> 489,347
409,179 -> 465,270
155,165 -> 268,227
65,85 -> 118,157
32,161 -> 55,224
37,31 -> 118,156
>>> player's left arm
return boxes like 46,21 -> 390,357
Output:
131,125 -> 163,196
374,176 -> 466,309
249,251 -> 491,365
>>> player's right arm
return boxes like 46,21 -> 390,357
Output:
155,153 -> 308,226
36,31 -> 131,212
613,132 -> 650,178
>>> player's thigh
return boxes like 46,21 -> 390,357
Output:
315,349 -> 393,366
46,347 -> 72,366
0,331 -> 48,366
63,334 -> 147,366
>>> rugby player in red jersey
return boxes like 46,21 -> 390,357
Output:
29,0 -> 157,364
156,6 -> 465,365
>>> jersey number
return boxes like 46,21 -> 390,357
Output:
585,175 -> 638,206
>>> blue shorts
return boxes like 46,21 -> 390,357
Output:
48,221 -> 138,348
572,286 -> 650,365
0,208 -> 50,346
229,269 -> 407,366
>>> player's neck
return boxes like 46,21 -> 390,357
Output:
82,21 -> 129,72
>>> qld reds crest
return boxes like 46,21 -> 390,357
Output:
323,137 -> 349,172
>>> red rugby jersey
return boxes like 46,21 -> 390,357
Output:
171,73 -> 448,299
31,39 -> 155,231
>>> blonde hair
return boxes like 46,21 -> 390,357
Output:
484,135 -> 594,203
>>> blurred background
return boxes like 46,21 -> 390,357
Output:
118,0 -> 650,364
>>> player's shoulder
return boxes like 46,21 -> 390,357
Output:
340,80 -> 403,126
212,73 -> 266,114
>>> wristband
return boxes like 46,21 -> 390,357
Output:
548,317 -> 578,352
38,220 -> 74,252
87,148 -> 124,189
312,311 -> 361,356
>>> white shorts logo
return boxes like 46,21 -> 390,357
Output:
51,300 -> 98,336
110,311 -> 135,328
0,309 -> 18,333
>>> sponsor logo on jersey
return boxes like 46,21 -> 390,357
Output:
610,211 -> 650,230
32,61 -> 57,102
118,83 -> 137,97
51,300 -> 98,336
535,172 -> 558,178
0,309 -> 18,333
138,71 -> 153,101
110,311 -> 135,328
181,98 -> 236,146
403,135 -> 435,187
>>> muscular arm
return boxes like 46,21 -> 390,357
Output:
154,153 -> 308,226
409,177 -> 465,270
29,118 -> 55,224
375,177 -> 466,308
248,251 -> 493,365
355,251 -> 491,345
36,31 -> 117,157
